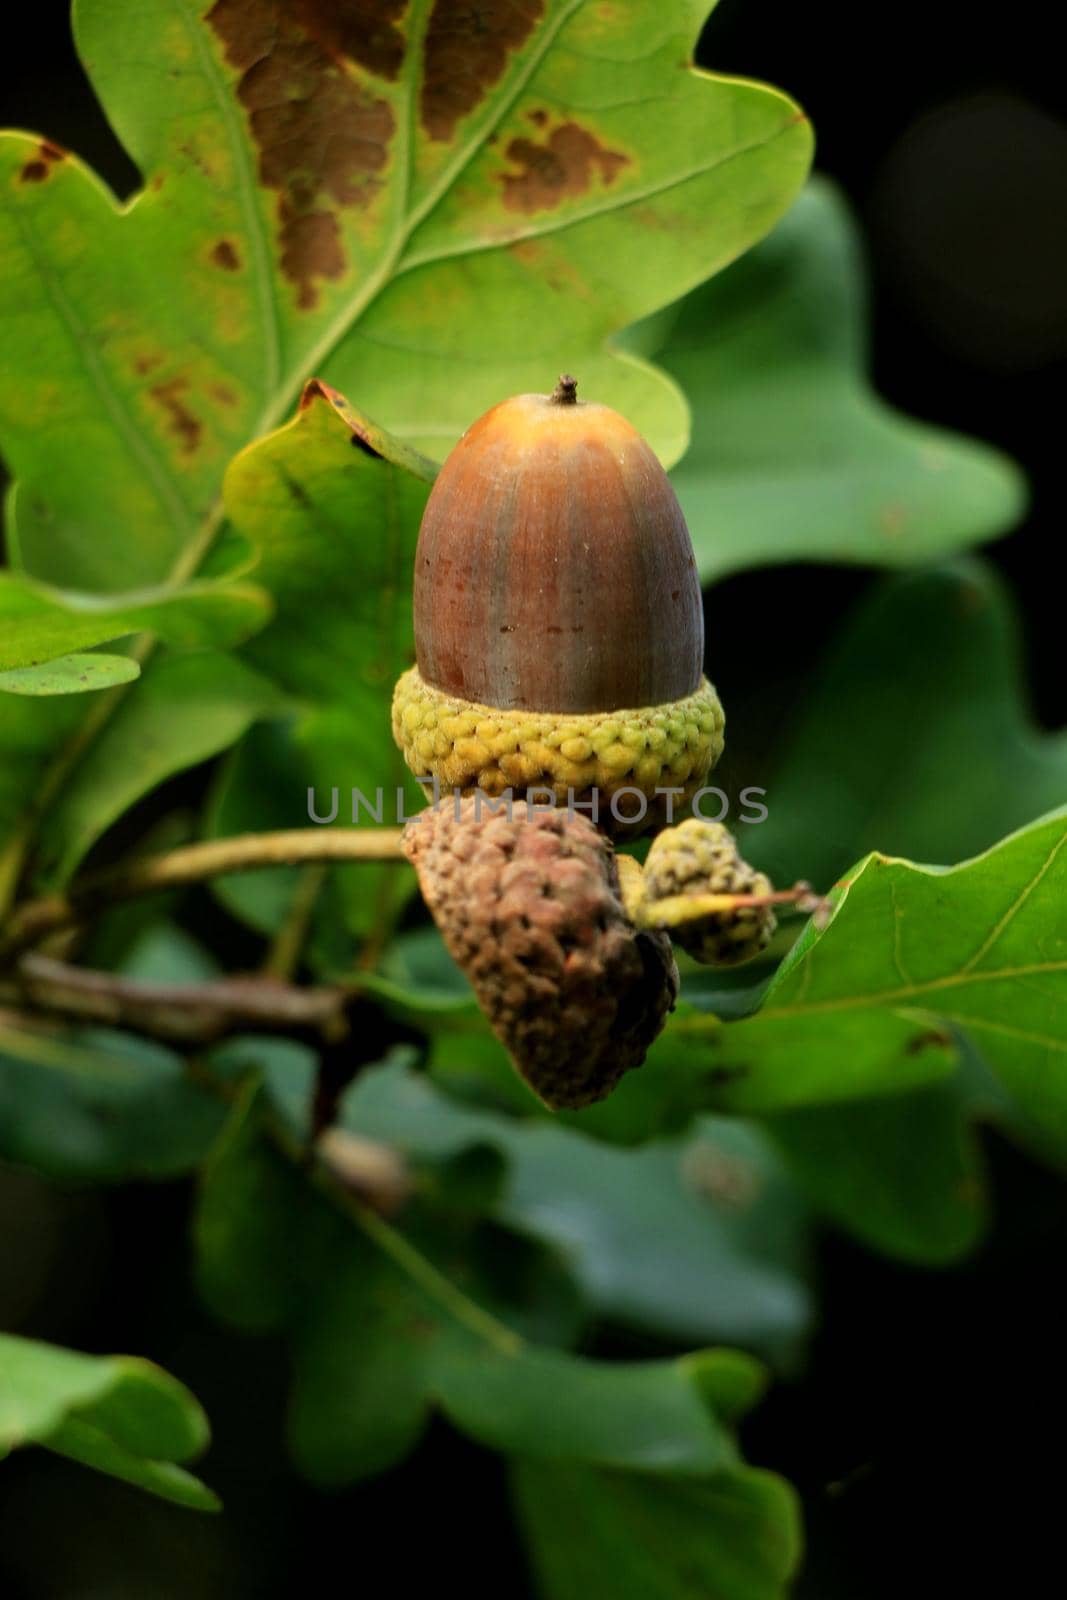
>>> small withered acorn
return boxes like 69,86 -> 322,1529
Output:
640,818 -> 777,967
392,375 -> 724,836
402,798 -> 678,1109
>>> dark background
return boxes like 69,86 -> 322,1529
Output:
2,2 -> 1066,1594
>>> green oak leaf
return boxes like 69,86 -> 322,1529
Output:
222,1028 -> 812,1364
0,653 -> 141,696
720,560 -> 1066,1259
743,807 -> 1067,1150
0,1332 -> 219,1512
376,968 -> 957,1136
210,380 -> 436,938
636,180 -> 1026,581
222,381 -> 437,718
514,1457 -> 801,1600
1,0 -> 811,597
196,1081 -> 764,1486
764,1079 -> 987,1264
342,1057 -> 814,1368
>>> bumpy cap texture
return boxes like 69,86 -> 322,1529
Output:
392,665 -> 724,839
642,818 -> 777,967
403,799 -> 678,1109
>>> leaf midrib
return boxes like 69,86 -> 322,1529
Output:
754,957 -> 1067,1023
0,176 -> 195,556
248,0 -> 589,448
167,0 -> 586,587
769,826 -> 1067,1018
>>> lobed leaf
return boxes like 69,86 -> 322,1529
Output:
747,807 -> 1067,1151
343,1056 -> 814,1366
1,0 -> 811,596
639,180 -> 1026,581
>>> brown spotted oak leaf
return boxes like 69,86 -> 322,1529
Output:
0,0 -> 811,595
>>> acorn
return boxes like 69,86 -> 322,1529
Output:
402,797 -> 678,1109
640,818 -> 778,967
392,375 -> 724,836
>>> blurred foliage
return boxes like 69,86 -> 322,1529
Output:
0,3 -> 1063,1595
629,180 -> 1026,581
0,1331 -> 218,1511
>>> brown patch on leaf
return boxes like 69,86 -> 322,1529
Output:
134,353 -> 163,376
295,0 -> 408,80
500,121 -> 629,214
421,0 -> 544,142
207,0 -> 396,308
212,239 -> 241,271
20,139 -> 66,182
283,472 -> 314,510
149,378 -> 202,455
277,203 -> 346,305
350,431 -> 384,460
527,108 -> 548,127
879,501 -> 908,538
210,383 -> 239,407
703,1063 -> 750,1090
905,1027 -> 953,1056
299,377 -> 339,410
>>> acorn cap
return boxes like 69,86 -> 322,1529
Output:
391,665 -> 723,839
402,798 -> 678,1109
413,375 -> 704,715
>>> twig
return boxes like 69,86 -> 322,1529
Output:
0,828 -> 407,964
263,863 -> 329,981
2,950 -> 425,1141
3,952 -> 356,1047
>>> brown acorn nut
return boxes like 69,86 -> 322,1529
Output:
402,798 -> 679,1110
392,376 -> 724,836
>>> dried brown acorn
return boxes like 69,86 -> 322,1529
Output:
402,798 -> 678,1109
393,376 -> 724,835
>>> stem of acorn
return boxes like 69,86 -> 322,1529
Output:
551,372 -> 578,404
